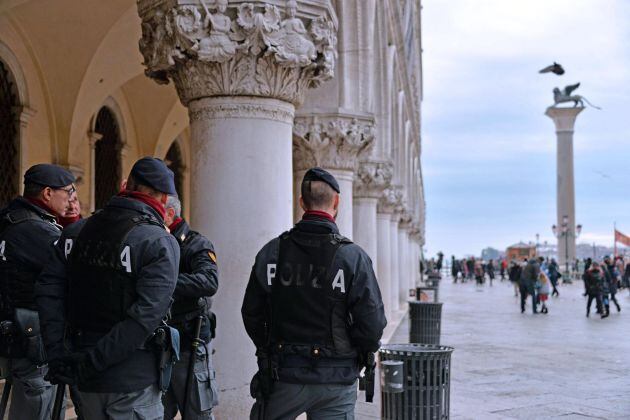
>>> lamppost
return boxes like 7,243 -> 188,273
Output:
552,215 -> 582,283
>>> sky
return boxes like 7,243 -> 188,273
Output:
421,0 -> 630,258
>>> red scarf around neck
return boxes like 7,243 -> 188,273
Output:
168,217 -> 184,232
118,190 -> 166,220
26,198 -> 59,221
302,210 -> 336,223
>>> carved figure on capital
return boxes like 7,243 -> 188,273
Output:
137,0 -> 338,105
377,186 -> 401,214
267,0 -> 316,66
293,116 -> 375,172
194,0 -> 239,62
354,161 -> 393,199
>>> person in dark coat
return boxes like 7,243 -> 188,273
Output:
508,260 -> 521,297
242,168 -> 386,419
37,157 -> 180,419
602,257 -> 621,315
547,259 -> 560,297
0,164 -> 75,420
584,262 -> 605,318
162,195 -> 219,419
519,258 -> 540,314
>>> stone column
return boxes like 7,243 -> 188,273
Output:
293,114 -> 375,238
389,214 -> 400,311
352,160 -> 393,266
376,211 -> 392,319
398,212 -> 412,304
137,2 -> 337,417
545,106 -> 584,271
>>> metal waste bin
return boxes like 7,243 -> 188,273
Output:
427,273 -> 441,287
409,302 -> 442,345
380,343 -> 454,420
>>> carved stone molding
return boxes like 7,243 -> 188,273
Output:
137,0 -> 337,106
292,113 -> 375,172
188,97 -> 295,124
377,184 -> 402,215
353,160 -> 393,199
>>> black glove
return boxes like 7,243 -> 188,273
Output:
45,358 -> 77,385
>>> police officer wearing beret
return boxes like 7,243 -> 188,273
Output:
36,157 -> 180,419
242,167 -> 387,419
0,164 -> 75,419
162,195 -> 219,419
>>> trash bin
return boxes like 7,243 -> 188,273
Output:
380,343 -> 454,420
409,302 -> 442,345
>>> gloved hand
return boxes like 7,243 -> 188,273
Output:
45,358 -> 77,385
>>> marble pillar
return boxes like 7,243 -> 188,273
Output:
137,2 -> 337,417
353,160 -> 394,266
389,215 -> 400,311
545,106 -> 584,270
376,211 -> 392,318
293,114 -> 375,238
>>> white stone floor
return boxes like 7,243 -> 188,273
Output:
356,275 -> 630,419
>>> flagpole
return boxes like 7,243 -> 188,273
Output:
614,221 -> 617,258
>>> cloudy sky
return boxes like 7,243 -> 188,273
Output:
421,0 -> 630,257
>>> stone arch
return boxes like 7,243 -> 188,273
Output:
92,103 -> 124,210
0,57 -> 20,207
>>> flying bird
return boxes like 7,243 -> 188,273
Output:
539,62 -> 565,75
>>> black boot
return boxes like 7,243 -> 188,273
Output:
601,304 -> 610,319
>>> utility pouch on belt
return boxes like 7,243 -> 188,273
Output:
150,325 -> 180,392
14,308 -> 45,365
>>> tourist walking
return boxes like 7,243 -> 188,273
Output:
547,258 -> 560,297
508,260 -> 521,297
487,259 -> 495,286
519,258 -> 540,314
537,271 -> 551,314
584,262 -> 605,318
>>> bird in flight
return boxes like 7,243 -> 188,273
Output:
539,62 -> 565,75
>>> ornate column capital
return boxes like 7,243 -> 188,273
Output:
353,159 -> 392,199
13,106 -> 37,129
137,0 -> 338,106
399,210 -> 413,230
292,113 -> 375,172
378,184 -> 402,215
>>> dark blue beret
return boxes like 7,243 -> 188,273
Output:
130,157 -> 177,195
24,164 -> 75,188
302,167 -> 340,193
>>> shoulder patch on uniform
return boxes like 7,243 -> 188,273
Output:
208,251 -> 217,263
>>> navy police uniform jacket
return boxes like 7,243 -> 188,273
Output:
242,214 -> 386,385
0,198 -> 61,314
169,219 -> 218,346
36,196 -> 179,393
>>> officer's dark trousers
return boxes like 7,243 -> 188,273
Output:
250,381 -> 357,420
163,342 -> 218,419
78,384 -> 162,420
8,358 -> 59,420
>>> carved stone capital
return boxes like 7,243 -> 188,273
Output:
292,113 -> 375,172
399,210 -> 413,230
377,185 -> 402,215
87,131 -> 103,149
137,0 -> 337,106
353,160 -> 393,199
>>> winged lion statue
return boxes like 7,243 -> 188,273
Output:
552,83 -> 601,109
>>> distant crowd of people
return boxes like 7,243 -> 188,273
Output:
444,254 -> 627,317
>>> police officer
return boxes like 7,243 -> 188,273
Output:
242,167 -> 387,419
162,195 -> 219,419
0,163 -> 75,420
36,157 -> 180,419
